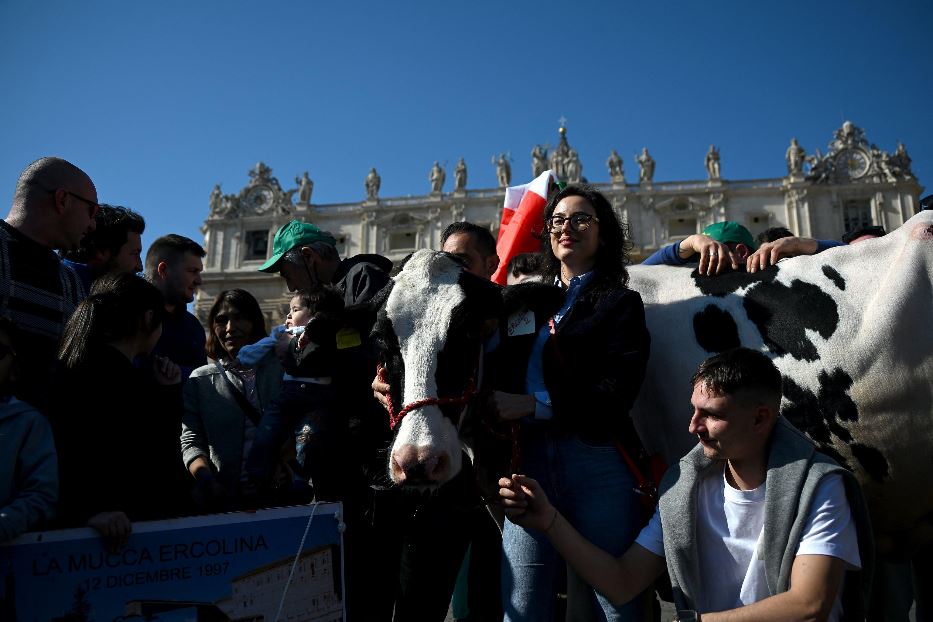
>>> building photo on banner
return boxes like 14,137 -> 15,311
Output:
0,504 -> 344,621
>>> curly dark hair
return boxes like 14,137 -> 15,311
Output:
539,183 -> 632,293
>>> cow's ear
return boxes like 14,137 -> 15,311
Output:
347,280 -> 394,332
459,272 -> 504,319
502,281 -> 565,317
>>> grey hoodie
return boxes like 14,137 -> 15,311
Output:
0,396 -> 58,542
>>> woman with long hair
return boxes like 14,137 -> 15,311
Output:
51,273 -> 189,549
491,183 -> 652,621
180,288 -> 282,510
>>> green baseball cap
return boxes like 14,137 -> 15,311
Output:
702,221 -> 757,251
258,220 -> 337,273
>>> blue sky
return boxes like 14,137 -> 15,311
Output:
2,0 -> 930,251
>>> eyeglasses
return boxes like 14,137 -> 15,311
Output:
63,190 -> 101,218
546,213 -> 599,234
30,180 -> 100,218
0,342 -> 16,360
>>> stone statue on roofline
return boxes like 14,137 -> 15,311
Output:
454,158 -> 467,191
295,171 -> 313,205
566,149 -> 582,183
429,161 -> 445,193
606,150 -> 624,182
495,153 -> 512,188
636,147 -> 655,184
209,184 -> 223,215
531,145 -> 548,178
786,138 -> 806,176
365,167 -> 381,200
705,144 -> 721,181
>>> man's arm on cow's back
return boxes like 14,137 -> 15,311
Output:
701,554 -> 845,622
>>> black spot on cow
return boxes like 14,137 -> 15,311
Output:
744,279 -> 839,362
822,265 -> 846,290
690,265 -> 778,297
850,443 -> 889,482
817,368 -> 858,423
781,369 -> 889,483
693,305 -> 741,353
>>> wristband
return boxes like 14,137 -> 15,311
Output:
545,508 -> 559,533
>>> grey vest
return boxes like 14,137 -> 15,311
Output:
658,417 -> 873,619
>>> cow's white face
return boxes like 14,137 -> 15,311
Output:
375,250 -> 498,488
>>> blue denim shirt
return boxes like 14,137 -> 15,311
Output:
525,271 -> 595,419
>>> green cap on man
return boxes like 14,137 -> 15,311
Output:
258,220 -> 337,273
702,221 -> 757,251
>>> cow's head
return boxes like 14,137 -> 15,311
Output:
372,249 -> 502,488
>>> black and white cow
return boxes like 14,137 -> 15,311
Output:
627,210 -> 933,555
371,250 -> 502,487
374,212 -> 933,556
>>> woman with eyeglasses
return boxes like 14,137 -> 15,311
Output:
490,183 -> 651,621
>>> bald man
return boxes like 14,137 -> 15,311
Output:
1,157 -> 98,408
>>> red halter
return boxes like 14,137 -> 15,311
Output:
385,378 -> 478,431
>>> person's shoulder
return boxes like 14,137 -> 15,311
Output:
188,362 -> 221,379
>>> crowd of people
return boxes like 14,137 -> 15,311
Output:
0,156 -> 927,621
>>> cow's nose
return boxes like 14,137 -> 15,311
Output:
392,444 -> 451,485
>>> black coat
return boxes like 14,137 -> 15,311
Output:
50,346 -> 191,526
492,278 -> 651,445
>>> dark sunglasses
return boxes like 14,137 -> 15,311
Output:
30,180 -> 100,218
62,189 -> 101,219
546,213 -> 599,234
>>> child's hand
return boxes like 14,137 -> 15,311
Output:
87,511 -> 132,553
152,356 -> 181,385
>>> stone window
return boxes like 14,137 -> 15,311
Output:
746,213 -> 770,237
668,217 -> 697,239
388,230 -> 417,252
842,200 -> 872,233
244,230 -> 269,261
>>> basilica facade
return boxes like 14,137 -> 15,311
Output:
195,121 -> 923,325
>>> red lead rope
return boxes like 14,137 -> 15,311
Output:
386,378 -> 478,431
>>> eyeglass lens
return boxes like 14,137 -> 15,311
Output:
549,213 -> 595,232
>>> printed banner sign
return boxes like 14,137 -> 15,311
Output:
0,503 -> 344,621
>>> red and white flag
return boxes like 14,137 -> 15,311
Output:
491,169 -> 557,285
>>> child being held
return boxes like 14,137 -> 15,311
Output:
241,286 -> 345,500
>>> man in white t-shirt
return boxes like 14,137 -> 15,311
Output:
500,348 -> 873,621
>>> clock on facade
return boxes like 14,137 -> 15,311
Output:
834,148 -> 870,180
246,185 -> 275,213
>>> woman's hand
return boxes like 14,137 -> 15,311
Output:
489,391 -> 536,421
680,234 -> 737,275
499,474 -> 557,531
152,356 -> 181,385
87,511 -> 132,553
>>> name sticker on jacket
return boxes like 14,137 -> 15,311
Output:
507,309 -> 536,337
336,328 -> 362,349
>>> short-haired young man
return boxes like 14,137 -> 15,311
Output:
501,348 -> 873,621
144,234 -> 206,381
62,204 -> 145,289
440,221 -> 500,280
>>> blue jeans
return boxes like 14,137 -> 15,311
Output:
502,424 -> 644,622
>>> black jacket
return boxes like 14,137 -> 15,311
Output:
493,279 -> 651,445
